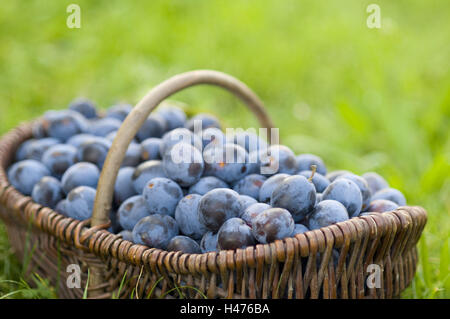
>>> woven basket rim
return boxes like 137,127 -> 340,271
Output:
0,121 -> 428,297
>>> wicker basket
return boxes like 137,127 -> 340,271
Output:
0,70 -> 427,299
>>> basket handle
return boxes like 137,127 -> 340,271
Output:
91,69 -> 275,227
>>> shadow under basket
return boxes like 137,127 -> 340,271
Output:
0,70 -> 427,299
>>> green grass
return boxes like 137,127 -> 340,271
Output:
0,0 -> 448,298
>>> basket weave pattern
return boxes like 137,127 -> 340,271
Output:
0,122 -> 427,299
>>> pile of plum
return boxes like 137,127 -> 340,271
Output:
7,98 -> 407,254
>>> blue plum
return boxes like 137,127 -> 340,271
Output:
362,172 -> 389,194
119,230 -> 133,242
41,144 -> 78,178
55,199 -> 69,216
291,224 -> 309,235
15,139 -> 36,162
185,113 -> 221,131
198,188 -> 242,232
252,208 -> 295,244
371,188 -> 406,206
162,142 -> 204,187
89,117 -> 122,137
31,176 -> 64,209
65,186 -> 96,220
118,195 -> 151,231
42,110 -> 88,141
76,137 -> 111,168
187,176 -> 228,195
259,145 -> 298,175
203,143 -> 249,183
61,162 -> 100,194
66,133 -> 96,148
106,103 -> 132,121
365,199 -> 399,213
298,170 -> 330,193
217,218 -> 256,250
336,173 -> 372,210
296,154 -> 327,175
121,143 -> 141,168
308,200 -> 349,230
160,128 -> 202,155
131,214 -> 179,249
8,160 -> 51,195
322,178 -> 362,217
136,114 -> 167,141
24,137 -> 60,161
174,194 -> 207,240
114,167 -> 137,207
69,98 -> 98,119
131,160 -> 167,194
240,203 -> 271,226
233,174 -> 267,199
238,195 -> 258,211
326,170 -> 352,183
142,177 -> 183,217
270,175 -> 316,222
167,235 -> 201,254
156,105 -> 187,130
258,173 -> 290,203
140,138 -> 162,161
200,231 -> 219,253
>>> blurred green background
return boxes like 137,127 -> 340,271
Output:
0,0 -> 448,298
